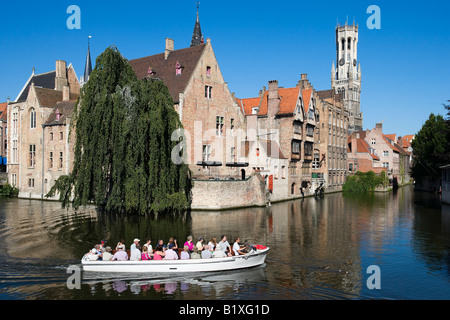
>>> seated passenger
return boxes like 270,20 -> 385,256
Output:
196,237 -> 204,252
201,244 -> 212,259
153,245 -> 165,260
102,246 -> 113,261
112,246 -> 128,261
180,246 -> 190,260
167,237 -> 178,250
190,246 -> 201,259
212,246 -> 227,258
184,235 -> 194,252
87,248 -> 99,261
232,237 -> 245,256
141,246 -> 152,260
208,238 -> 217,251
164,248 -> 179,260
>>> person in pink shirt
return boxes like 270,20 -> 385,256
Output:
141,246 -> 152,260
153,245 -> 165,260
184,235 -> 194,252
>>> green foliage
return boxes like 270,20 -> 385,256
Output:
0,183 -> 19,197
46,46 -> 192,215
342,171 -> 388,193
410,113 -> 450,180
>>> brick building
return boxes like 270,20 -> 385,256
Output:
129,35 -> 246,179
347,123 -> 412,186
236,74 -> 320,199
7,60 -> 80,198
315,89 -> 349,191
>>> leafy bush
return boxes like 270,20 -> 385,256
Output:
343,171 -> 388,193
0,183 -> 19,197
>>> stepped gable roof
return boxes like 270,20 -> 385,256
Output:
44,100 -> 77,126
16,71 -> 56,102
128,43 -> 207,104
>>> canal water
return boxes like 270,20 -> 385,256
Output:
0,185 -> 449,300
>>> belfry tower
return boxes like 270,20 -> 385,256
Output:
331,22 -> 363,132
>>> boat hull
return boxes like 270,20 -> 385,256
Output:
81,248 -> 269,273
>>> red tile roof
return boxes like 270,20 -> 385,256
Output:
236,97 -> 261,116
302,88 -> 312,113
0,103 -> 7,122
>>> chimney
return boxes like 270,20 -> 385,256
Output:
375,123 -> 383,130
268,80 -> 280,119
165,38 -> 174,60
299,73 -> 310,88
55,60 -> 68,91
63,85 -> 70,101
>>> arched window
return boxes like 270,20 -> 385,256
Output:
347,37 -> 352,50
341,38 -> 345,51
291,182 -> 296,195
30,108 -> 36,129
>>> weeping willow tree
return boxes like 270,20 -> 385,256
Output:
47,46 -> 192,215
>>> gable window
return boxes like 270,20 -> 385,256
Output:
383,150 -> 389,157
13,110 -> 19,135
30,108 -> 36,129
216,116 -> 224,136
205,85 -> 212,99
206,66 -> 211,76
230,118 -> 234,136
252,107 -> 258,115
29,144 -> 36,168
371,138 -> 376,145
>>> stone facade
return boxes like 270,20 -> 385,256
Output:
7,60 -> 79,199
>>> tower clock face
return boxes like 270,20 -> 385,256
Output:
339,58 -> 345,66
353,59 -> 357,66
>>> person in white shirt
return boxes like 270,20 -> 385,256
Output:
217,235 -> 232,257
130,238 -> 141,261
232,237 -> 245,256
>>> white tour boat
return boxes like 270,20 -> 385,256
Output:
81,247 -> 269,273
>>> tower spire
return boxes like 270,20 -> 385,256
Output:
82,36 -> 93,86
190,2 -> 203,47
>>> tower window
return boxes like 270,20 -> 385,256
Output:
348,38 -> 351,50
341,38 -> 345,51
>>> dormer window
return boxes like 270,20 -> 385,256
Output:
176,62 -> 183,76
147,67 -> 156,76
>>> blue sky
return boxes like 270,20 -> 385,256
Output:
1,0 -> 449,136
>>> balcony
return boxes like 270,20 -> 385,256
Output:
291,153 -> 300,161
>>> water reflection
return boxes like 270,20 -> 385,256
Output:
0,186 -> 449,299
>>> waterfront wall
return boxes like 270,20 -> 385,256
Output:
191,173 -> 267,210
